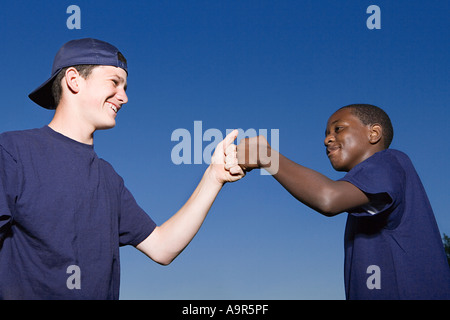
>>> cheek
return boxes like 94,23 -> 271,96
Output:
342,129 -> 366,149
337,135 -> 360,162
341,134 -> 368,163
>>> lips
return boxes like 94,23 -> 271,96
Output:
105,101 -> 119,114
326,145 -> 340,157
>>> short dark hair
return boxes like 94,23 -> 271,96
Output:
51,64 -> 98,107
51,52 -> 127,107
340,104 -> 394,148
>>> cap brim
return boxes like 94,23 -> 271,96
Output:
28,71 -> 59,110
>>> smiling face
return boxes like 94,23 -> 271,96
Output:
77,65 -> 128,130
324,108 -> 382,172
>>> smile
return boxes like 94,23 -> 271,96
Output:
105,102 -> 119,114
327,146 -> 340,157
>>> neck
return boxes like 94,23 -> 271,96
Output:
48,103 -> 95,145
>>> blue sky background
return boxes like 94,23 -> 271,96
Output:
1,1 -> 449,299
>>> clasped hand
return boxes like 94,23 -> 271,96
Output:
210,133 -> 278,183
236,135 -> 273,171
210,130 -> 246,184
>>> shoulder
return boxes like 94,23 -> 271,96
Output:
0,128 -> 44,158
381,149 -> 415,169
0,129 -> 42,172
374,148 -> 410,162
97,157 -> 118,174
97,157 -> 126,186
363,149 -> 415,177
353,149 -> 407,173
0,127 -> 45,145
0,127 -> 44,139
340,149 -> 411,217
340,149 -> 408,196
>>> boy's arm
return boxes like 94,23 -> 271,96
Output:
237,136 -> 370,216
136,130 -> 244,265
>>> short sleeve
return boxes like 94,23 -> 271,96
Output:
118,185 -> 157,247
0,144 -> 18,241
339,150 -> 405,217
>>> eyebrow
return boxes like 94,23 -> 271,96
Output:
111,74 -> 128,91
324,119 -> 344,136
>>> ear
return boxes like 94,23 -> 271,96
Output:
369,124 -> 383,145
64,67 -> 82,94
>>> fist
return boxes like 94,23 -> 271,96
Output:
210,130 -> 246,184
236,135 -> 271,172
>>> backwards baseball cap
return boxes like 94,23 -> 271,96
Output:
29,38 -> 128,110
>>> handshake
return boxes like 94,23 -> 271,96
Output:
211,130 -> 280,185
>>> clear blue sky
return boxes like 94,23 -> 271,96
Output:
1,0 -> 449,299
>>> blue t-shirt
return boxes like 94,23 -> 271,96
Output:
0,126 -> 156,299
340,149 -> 450,299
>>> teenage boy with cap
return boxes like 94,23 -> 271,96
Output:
0,38 -> 245,299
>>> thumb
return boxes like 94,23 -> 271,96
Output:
222,129 -> 238,153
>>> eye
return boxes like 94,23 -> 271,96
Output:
335,126 -> 344,133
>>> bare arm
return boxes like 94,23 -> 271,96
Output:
237,136 -> 370,216
136,167 -> 222,265
272,151 -> 369,216
137,130 -> 245,265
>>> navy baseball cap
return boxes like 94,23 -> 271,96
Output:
29,38 -> 128,110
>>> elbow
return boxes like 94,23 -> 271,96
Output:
317,207 -> 341,217
138,227 -> 178,266
152,252 -> 177,266
155,259 -> 173,267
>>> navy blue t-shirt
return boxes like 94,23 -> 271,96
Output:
339,149 -> 450,299
0,126 -> 156,299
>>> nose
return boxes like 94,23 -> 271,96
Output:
117,88 -> 128,105
324,133 -> 335,147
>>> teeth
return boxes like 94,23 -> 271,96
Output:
107,102 -> 118,113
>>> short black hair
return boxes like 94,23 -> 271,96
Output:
339,104 -> 394,148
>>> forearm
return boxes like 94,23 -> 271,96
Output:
271,151 -> 332,214
269,149 -> 369,216
137,129 -> 244,265
138,166 -> 223,265
161,166 -> 221,252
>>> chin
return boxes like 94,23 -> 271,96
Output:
332,166 -> 348,172
96,121 -> 116,131
330,161 -> 350,172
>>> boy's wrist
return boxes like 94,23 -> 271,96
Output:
205,165 -> 227,188
258,143 -> 271,168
